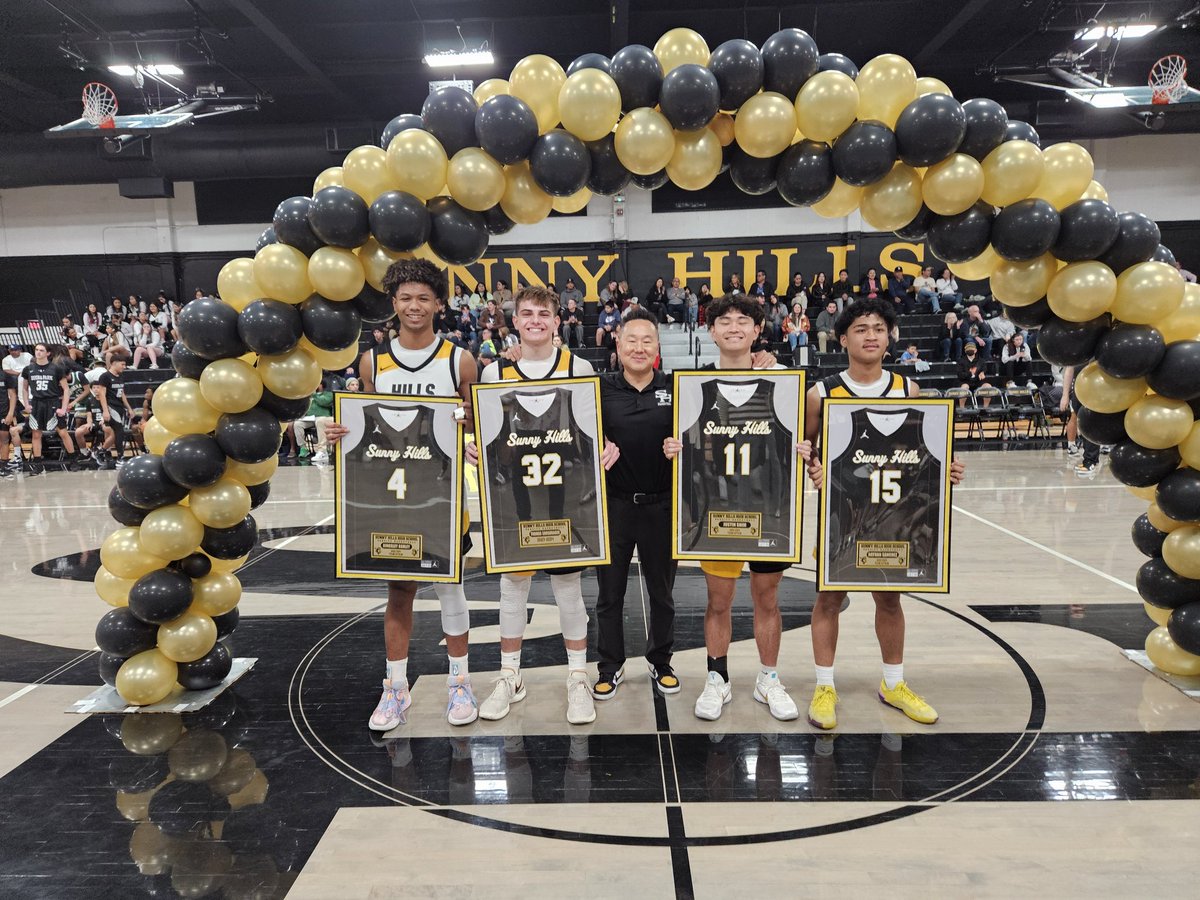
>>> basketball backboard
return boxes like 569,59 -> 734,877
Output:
45,111 -> 194,139
1065,84 -> 1200,109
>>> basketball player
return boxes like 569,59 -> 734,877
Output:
664,294 -> 814,722
803,298 -> 966,730
0,367 -> 16,479
92,357 -> 136,470
467,286 -> 618,726
325,258 -> 480,730
19,342 -> 81,473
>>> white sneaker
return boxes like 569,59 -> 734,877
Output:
753,672 -> 799,721
479,668 -> 525,721
566,670 -> 596,725
694,671 -> 732,721
1026,380 -> 1037,390
311,450 -> 330,465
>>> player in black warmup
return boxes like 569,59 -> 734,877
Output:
92,357 -> 136,469
19,342 -> 81,473
0,367 -> 16,479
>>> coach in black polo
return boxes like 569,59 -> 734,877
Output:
594,306 -> 679,700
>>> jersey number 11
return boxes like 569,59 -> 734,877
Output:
722,443 -> 751,476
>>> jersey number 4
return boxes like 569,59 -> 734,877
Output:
521,452 -> 563,486
722,443 -> 751,476
869,468 -> 902,504
388,468 -> 408,500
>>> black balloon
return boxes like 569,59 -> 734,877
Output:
529,130 -> 591,196
271,196 -> 322,256
108,484 -> 147,526
256,387 -> 310,422
958,98 -> 1008,160
708,39 -> 763,111
1156,468 -> 1200,523
1095,324 -> 1166,379
567,53 -> 611,75
586,134 -> 632,196
818,52 -> 858,79
1148,341 -> 1200,400
202,515 -> 258,560
610,44 -> 663,111
175,553 -> 212,579
928,201 -> 994,264
128,568 -> 194,625
475,94 -> 539,165
177,298 -> 247,361
729,147 -> 781,195
300,295 -> 362,351
659,64 -> 721,131
895,93 -> 966,168
991,199 -> 1060,261
1077,407 -> 1129,446
247,480 -> 271,510
176,642 -> 233,691
895,204 -> 935,240
421,86 -> 478,158
117,454 -> 189,510
215,409 -> 282,464
1168,602 -> 1200,656
426,196 -> 489,265
776,140 -> 835,206
162,434 -> 227,489
1052,199 -> 1120,262
1004,120 -> 1040,147
1099,212 -> 1161,274
1108,441 -> 1181,487
1036,314 -> 1109,367
482,203 -> 516,235
171,343 -> 209,380
369,190 -> 430,252
832,120 -> 897,187
237,299 -> 303,356
1004,298 -> 1053,328
255,226 -> 277,252
213,607 -> 239,641
380,113 -> 423,149
308,186 -> 370,249
1133,514 -> 1169,558
98,652 -> 125,688
1152,244 -> 1177,266
761,28 -> 819,98
96,608 -> 159,656
352,284 -> 395,323
631,169 -> 670,190
1138,558 -> 1200,609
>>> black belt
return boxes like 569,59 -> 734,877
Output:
610,489 -> 670,505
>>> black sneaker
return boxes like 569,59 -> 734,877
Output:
648,665 -> 681,695
0,467 -> 12,480
65,456 -> 80,472
28,459 -> 45,476
592,667 -> 624,700
96,455 -> 116,470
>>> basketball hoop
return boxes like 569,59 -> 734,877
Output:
1149,55 -> 1188,105
82,82 -> 118,128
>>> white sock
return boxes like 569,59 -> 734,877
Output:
501,649 -> 521,674
814,665 -> 835,687
386,658 -> 408,685
448,653 -> 469,681
759,665 -> 778,680
882,662 -> 904,690
566,647 -> 587,673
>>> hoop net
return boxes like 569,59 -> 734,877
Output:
1149,55 -> 1188,105
82,82 -> 118,128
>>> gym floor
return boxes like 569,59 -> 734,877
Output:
1,449 -> 1198,899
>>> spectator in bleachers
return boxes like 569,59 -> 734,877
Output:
106,297 -> 127,321
451,283 -> 468,310
665,277 -> 687,327
961,303 -> 994,361
62,327 -> 89,365
498,326 -> 519,351
936,268 -> 962,312
289,378 -> 334,463
956,343 -> 993,407
82,304 -> 103,346
859,267 -> 882,299
646,277 -> 669,323
101,325 -> 131,365
599,280 -> 619,305
595,298 -> 621,347
451,307 -> 475,347
478,299 -> 506,333
560,297 -> 585,347
913,266 -> 938,312
783,302 -> 810,351
477,328 -> 500,358
726,273 -> 743,294
748,269 -> 773,300
128,294 -> 148,315
169,301 -> 184,343
784,271 -> 808,305
617,280 -> 635,308
147,302 -> 170,342
886,266 -> 914,313
814,300 -> 839,353
1002,333 -> 1035,388
493,279 -> 513,314
683,285 -> 699,327
4,344 -> 31,377
433,299 -> 454,336
939,312 -> 963,361
900,343 -> 920,364
193,288 -> 208,302
345,377 -> 361,392
132,323 -> 164,369
560,279 -> 583,305
809,271 -> 831,308
831,269 -> 853,303
761,294 -> 786,341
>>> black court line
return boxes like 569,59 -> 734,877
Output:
667,806 -> 695,899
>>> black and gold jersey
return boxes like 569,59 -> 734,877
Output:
370,337 -> 463,397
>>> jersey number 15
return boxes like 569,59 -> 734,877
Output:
868,468 -> 902,504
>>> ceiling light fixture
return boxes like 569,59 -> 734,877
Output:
108,64 -> 136,76
424,49 -> 494,68
1076,23 -> 1158,41
108,63 -> 184,77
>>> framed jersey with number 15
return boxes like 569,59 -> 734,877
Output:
817,397 -> 955,593
334,393 -> 465,583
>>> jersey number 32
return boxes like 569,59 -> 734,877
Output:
521,452 -> 563,486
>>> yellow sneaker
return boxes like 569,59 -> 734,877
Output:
807,685 -> 838,730
878,680 -> 938,724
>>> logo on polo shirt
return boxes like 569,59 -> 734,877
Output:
655,390 -> 672,406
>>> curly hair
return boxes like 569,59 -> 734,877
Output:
705,293 -> 765,328
834,297 -> 897,338
382,257 -> 447,301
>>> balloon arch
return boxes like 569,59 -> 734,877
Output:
94,27 -> 1200,704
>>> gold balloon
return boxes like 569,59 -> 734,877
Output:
298,334 -> 361,371
140,504 -> 206,561
614,107 -> 676,174
210,748 -> 256,796
1073,362 -> 1147,413
102,527 -> 170,580
710,113 -> 735,145
1157,282 -> 1200,343
200,358 -> 263,415
216,259 -> 262,313
474,78 -> 510,105
1148,502 -> 1191,533
856,53 -> 917,127
122,713 -> 183,755
226,768 -> 269,809
308,246 -> 366,301
1125,395 -> 1194,449
129,822 -> 174,875
206,552 -> 249,573
116,649 -> 179,706
191,571 -> 242,617
666,128 -> 722,191
1112,261 -> 1185,325
258,346 -> 322,399
142,417 -> 178,456
500,160 -> 555,224
1145,624 -> 1200,676
224,455 -> 277,486
158,612 -> 218,664
1046,260 -> 1117,322
1080,179 -> 1109,202
342,144 -> 396,205
1032,141 -> 1093,209
860,163 -> 923,230
922,153 -> 984,215
950,245 -> 1001,281
1164,525 -> 1200,580
1127,484 -> 1158,501
385,129 -> 448,201
733,93 -> 795,159
1145,601 -> 1173,627
795,70 -> 859,143
990,253 -> 1058,307
551,186 -> 593,213
510,54 -> 566,132
313,166 -> 343,194
811,177 -> 864,218
914,76 -> 952,97
357,237 -> 405,292
253,243 -> 312,304
95,566 -> 134,607
169,730 -> 228,781
653,27 -> 710,73
980,140 -> 1044,207
151,378 -> 221,435
558,69 -> 622,142
1179,422 -> 1200,470
189,477 -> 252,529
446,147 -> 506,212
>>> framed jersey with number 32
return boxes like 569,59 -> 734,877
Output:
335,393 -> 465,583
472,377 -> 611,573
817,397 -> 955,593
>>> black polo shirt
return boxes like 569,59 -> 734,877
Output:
600,369 -> 674,495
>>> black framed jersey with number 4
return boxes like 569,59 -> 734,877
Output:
818,397 -> 954,592
335,393 -> 465,583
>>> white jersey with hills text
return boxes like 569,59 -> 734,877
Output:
370,336 -> 465,397
480,347 -> 594,384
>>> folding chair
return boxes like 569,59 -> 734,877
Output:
943,387 -> 980,440
974,385 -> 1008,439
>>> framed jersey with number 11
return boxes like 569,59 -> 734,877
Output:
334,393 -> 465,583
818,397 -> 955,593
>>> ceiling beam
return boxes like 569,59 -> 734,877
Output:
913,0 -> 993,68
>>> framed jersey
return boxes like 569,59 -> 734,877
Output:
672,370 -> 805,564
817,397 -> 955,593
472,376 -> 610,573
334,393 -> 465,583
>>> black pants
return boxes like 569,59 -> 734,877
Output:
595,494 -> 677,675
